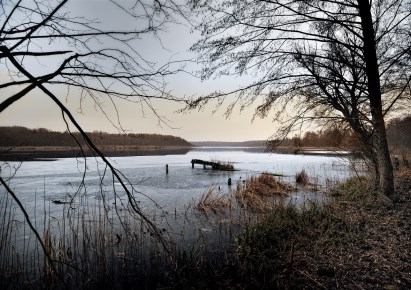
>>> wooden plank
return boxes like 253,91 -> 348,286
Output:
191,159 -> 217,166
191,159 -> 234,170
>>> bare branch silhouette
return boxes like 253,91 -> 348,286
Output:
0,0 -> 188,282
186,0 -> 411,196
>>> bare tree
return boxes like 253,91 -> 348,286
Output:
186,0 -> 411,196
0,0 -> 187,278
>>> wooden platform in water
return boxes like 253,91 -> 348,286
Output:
191,159 -> 234,170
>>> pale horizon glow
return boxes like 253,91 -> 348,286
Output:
0,0 -> 282,142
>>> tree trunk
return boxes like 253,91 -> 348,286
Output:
357,0 -> 394,196
374,124 -> 394,196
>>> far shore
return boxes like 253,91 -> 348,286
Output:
0,145 -> 193,161
0,145 -> 352,161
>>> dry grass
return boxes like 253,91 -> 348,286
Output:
218,162 -> 234,170
0,195 -> 171,290
9,168 -> 397,289
211,160 -> 235,170
195,185 -> 231,213
295,169 -> 310,185
193,173 -> 293,213
234,173 -> 292,212
171,170 -> 411,289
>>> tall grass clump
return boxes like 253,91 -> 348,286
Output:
234,173 -> 292,212
232,173 -> 376,289
295,169 -> 310,185
195,185 -> 231,213
217,161 -> 234,171
329,175 -> 373,201
170,195 -> 366,289
210,160 -> 235,170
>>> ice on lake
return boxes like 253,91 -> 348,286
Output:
1,147 -> 354,216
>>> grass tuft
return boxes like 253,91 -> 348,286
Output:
195,185 -> 231,213
234,173 -> 292,212
328,175 -> 373,201
296,169 -> 310,185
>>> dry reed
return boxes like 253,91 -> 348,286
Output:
1,169 -> 338,289
296,169 -> 310,185
234,173 -> 292,212
0,193 -> 171,289
195,185 -> 231,213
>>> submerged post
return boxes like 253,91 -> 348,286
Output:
228,177 -> 232,186
192,161 -> 194,168
166,164 -> 169,174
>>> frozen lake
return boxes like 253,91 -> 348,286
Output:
1,147 -> 353,214
0,147 -> 357,282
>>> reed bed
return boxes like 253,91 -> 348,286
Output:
234,173 -> 292,212
0,191 -> 172,289
0,187 -> 249,289
195,173 -> 293,213
210,159 -> 235,171
195,185 -> 231,213
1,171 -> 335,289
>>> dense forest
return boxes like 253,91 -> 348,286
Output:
0,127 -> 193,148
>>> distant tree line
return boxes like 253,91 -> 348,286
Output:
279,116 -> 411,150
0,127 -> 192,148
187,0 -> 411,196
280,129 -> 357,148
1,117 -> 408,150
191,141 -> 266,147
386,116 -> 411,152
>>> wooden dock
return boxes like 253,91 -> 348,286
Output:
191,159 -> 234,170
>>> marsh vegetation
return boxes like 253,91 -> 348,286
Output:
2,164 -> 410,289
0,149 -> 353,289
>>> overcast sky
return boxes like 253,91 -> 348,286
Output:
0,0 -> 281,142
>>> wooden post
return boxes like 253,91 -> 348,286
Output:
192,161 -> 194,168
228,177 -> 232,186
166,164 -> 169,174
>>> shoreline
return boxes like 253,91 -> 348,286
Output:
0,145 -> 193,161
0,145 -> 353,161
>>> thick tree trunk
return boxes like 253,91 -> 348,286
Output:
374,123 -> 394,195
357,0 -> 394,196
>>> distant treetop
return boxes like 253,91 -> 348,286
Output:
0,127 -> 192,148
